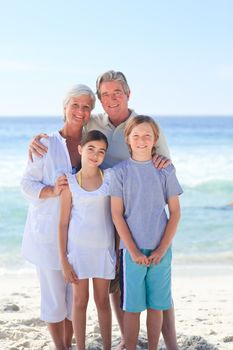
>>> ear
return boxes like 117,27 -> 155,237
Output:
63,106 -> 67,120
127,90 -> 131,100
154,133 -> 159,143
78,145 -> 82,155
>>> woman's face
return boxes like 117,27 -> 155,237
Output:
64,95 -> 93,127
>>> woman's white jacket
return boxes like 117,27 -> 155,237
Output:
21,131 -> 72,269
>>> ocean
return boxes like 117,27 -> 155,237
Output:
0,116 -> 232,274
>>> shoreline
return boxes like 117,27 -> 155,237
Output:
0,264 -> 233,349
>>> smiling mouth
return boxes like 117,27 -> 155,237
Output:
73,115 -> 84,120
108,104 -> 119,108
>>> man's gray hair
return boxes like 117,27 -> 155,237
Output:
96,70 -> 130,99
63,84 -> 96,110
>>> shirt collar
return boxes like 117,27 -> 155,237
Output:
104,109 -> 137,128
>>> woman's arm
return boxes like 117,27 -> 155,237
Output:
21,156 -> 67,201
39,175 -> 68,198
149,196 -> 181,265
111,196 -> 149,265
59,187 -> 79,283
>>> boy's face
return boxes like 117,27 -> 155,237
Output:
128,122 -> 157,160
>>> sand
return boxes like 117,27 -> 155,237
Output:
0,264 -> 233,350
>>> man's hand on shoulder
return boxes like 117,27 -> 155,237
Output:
152,154 -> 171,169
29,133 -> 48,161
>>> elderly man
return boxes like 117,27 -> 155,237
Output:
30,70 -> 177,350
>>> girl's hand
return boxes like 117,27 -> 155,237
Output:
62,258 -> 79,284
53,175 -> 68,196
130,250 -> 150,266
148,247 -> 166,265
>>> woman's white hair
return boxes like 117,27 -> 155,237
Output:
63,84 -> 96,110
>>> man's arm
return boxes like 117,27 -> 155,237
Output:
156,126 -> 171,159
28,133 -> 49,160
153,126 -> 171,169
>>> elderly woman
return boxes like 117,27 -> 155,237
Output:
21,84 -> 95,350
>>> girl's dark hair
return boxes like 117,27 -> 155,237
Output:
80,130 -> 108,149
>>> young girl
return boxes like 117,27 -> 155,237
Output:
59,130 -> 116,350
110,115 -> 183,350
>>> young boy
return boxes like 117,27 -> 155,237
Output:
110,115 -> 183,350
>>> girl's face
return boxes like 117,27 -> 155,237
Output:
128,122 -> 157,160
78,140 -> 107,168
64,95 -> 92,127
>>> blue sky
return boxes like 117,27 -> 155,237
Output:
0,0 -> 232,116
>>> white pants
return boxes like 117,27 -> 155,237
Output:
37,267 -> 72,323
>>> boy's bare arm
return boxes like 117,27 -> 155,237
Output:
149,196 -> 181,265
111,196 -> 149,266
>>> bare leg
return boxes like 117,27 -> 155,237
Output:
93,278 -> 112,350
110,291 -> 125,349
64,318 -> 73,348
72,280 -> 89,350
47,321 -> 67,350
147,309 -> 163,350
124,312 -> 140,350
162,307 -> 178,350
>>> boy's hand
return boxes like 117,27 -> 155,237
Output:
148,247 -> 166,265
29,133 -> 49,160
152,154 -> 171,169
130,250 -> 150,266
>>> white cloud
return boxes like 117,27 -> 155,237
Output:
0,59 -> 38,71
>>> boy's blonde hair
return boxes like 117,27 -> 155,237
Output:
124,115 -> 160,156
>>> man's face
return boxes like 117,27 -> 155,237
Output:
99,80 -> 130,121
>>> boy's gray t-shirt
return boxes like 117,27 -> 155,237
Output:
110,159 -> 183,250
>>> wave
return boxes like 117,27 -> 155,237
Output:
174,251 -> 233,265
182,179 -> 233,192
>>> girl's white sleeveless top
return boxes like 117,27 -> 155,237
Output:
66,169 -> 116,279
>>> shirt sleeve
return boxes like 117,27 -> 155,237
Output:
109,166 -> 124,198
155,125 -> 171,159
160,164 -> 183,203
20,138 -> 49,202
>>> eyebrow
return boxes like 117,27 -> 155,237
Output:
87,145 -> 106,151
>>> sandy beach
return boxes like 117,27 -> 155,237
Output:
1,264 -> 233,350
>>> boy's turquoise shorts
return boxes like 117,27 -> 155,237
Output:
120,247 -> 173,312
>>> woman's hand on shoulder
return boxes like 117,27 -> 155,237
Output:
29,133 -> 49,161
